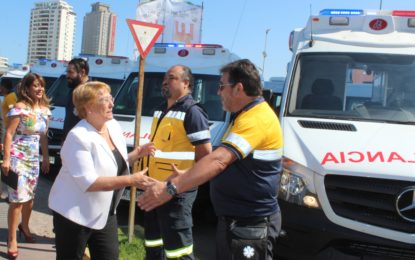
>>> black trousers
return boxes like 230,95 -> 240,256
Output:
53,211 -> 119,260
215,211 -> 281,260
144,190 -> 197,260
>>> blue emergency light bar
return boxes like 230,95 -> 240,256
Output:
154,43 -> 223,48
319,9 -> 364,16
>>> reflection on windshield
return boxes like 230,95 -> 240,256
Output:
114,72 -> 225,121
289,53 -> 415,124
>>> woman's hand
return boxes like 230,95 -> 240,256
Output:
130,168 -> 155,189
1,160 -> 10,176
41,158 -> 50,174
138,142 -> 156,157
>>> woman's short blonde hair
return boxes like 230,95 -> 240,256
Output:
73,81 -> 111,119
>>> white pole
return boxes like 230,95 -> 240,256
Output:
262,29 -> 271,79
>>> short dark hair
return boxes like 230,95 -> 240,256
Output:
69,58 -> 89,75
220,59 -> 262,96
0,78 -> 13,91
178,64 -> 194,91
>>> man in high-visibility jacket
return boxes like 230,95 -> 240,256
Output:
139,59 -> 283,260
143,64 -> 212,259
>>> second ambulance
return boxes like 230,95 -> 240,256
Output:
277,9 -> 415,259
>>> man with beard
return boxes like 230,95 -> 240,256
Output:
63,58 -> 89,139
141,64 -> 212,259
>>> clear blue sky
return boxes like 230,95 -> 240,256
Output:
0,0 -> 414,80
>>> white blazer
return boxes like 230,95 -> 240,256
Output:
49,119 -> 129,229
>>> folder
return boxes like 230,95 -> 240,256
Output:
1,168 -> 18,190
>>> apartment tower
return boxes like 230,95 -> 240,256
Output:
27,0 -> 76,63
81,2 -> 116,56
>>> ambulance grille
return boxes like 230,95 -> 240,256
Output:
298,120 -> 357,131
325,175 -> 415,233
344,242 -> 415,259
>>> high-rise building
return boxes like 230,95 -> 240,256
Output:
81,2 -> 116,56
27,0 -> 76,63
0,57 -> 9,75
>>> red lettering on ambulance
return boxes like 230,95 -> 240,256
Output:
387,152 -> 406,163
321,152 -> 339,165
321,151 -> 415,165
367,151 -> 385,162
348,151 -> 364,163
339,152 -> 345,163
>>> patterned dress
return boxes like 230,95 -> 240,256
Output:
7,106 -> 51,203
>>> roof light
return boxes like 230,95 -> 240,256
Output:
202,49 -> 215,55
153,43 -> 223,48
392,10 -> 415,17
154,47 -> 166,54
330,17 -> 349,26
95,59 -> 103,65
319,9 -> 363,16
51,63 -> 57,68
111,58 -> 121,64
408,18 -> 415,28
288,31 -> 294,52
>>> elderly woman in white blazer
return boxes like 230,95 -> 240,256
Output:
48,81 -> 155,260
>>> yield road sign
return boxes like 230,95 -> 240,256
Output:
126,19 -> 164,59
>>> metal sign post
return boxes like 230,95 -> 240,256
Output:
126,19 -> 164,242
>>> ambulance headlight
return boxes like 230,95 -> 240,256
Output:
278,158 -> 320,209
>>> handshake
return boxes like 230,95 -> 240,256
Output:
130,164 -> 184,212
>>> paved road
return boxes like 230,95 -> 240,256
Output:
0,175 -> 55,260
0,176 -> 216,260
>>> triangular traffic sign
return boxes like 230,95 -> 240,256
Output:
126,19 -> 164,59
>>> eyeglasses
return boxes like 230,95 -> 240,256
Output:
98,95 -> 114,104
218,83 -> 234,91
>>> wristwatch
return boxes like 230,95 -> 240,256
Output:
166,181 -> 178,196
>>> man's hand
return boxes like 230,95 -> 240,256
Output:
166,163 -> 186,180
137,180 -> 173,211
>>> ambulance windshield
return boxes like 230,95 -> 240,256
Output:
288,52 -> 415,124
113,72 -> 225,121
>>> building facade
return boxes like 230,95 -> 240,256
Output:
27,0 -> 76,63
81,2 -> 116,56
0,57 -> 9,75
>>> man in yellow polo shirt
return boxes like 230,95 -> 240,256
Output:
139,59 -> 283,259
0,78 -> 17,199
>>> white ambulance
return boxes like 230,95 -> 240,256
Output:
277,9 -> 415,259
30,59 -> 67,91
113,43 -> 239,200
46,55 -> 134,177
0,64 -> 30,90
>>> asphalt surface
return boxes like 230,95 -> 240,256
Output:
0,175 -> 55,259
0,176 -> 216,260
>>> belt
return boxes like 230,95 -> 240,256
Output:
220,215 -> 271,226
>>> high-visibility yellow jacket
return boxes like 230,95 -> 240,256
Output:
144,95 -> 210,181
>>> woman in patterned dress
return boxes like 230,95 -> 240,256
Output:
1,73 -> 50,258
